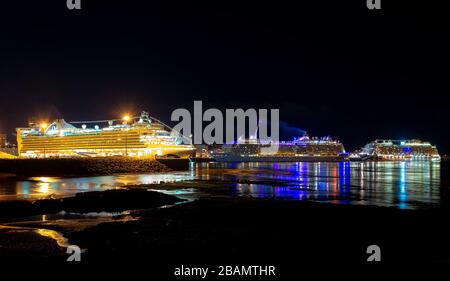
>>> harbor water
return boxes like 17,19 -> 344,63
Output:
0,161 -> 447,209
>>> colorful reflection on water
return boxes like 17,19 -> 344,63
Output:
0,172 -> 195,200
193,161 -> 442,209
0,161 -> 445,209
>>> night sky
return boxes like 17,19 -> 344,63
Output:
0,1 -> 449,152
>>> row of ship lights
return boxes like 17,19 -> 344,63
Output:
38,115 -> 132,132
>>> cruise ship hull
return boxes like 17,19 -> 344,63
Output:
16,112 -> 195,159
211,137 -> 347,162
213,155 -> 346,162
349,155 -> 441,162
350,139 -> 441,162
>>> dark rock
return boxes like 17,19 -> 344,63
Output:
0,189 -> 185,219
0,157 -> 172,176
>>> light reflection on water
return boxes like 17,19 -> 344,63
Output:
0,161 -> 445,209
193,161 -> 442,209
0,172 -> 195,200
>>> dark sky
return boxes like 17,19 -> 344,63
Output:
0,0 -> 449,152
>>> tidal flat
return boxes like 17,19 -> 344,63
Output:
1,185 -> 449,268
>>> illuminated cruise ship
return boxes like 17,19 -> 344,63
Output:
211,136 -> 346,162
350,139 -> 441,161
16,111 -> 194,159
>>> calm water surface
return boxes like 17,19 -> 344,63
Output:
0,161 -> 447,209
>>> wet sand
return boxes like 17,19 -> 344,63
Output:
0,227 -> 67,261
64,197 -> 450,266
0,188 -> 185,263
1,187 -> 449,272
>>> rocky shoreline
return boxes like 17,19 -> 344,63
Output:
0,188 -> 185,262
0,189 -> 185,219
0,157 -> 173,176
1,182 -> 449,272
64,198 -> 450,264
